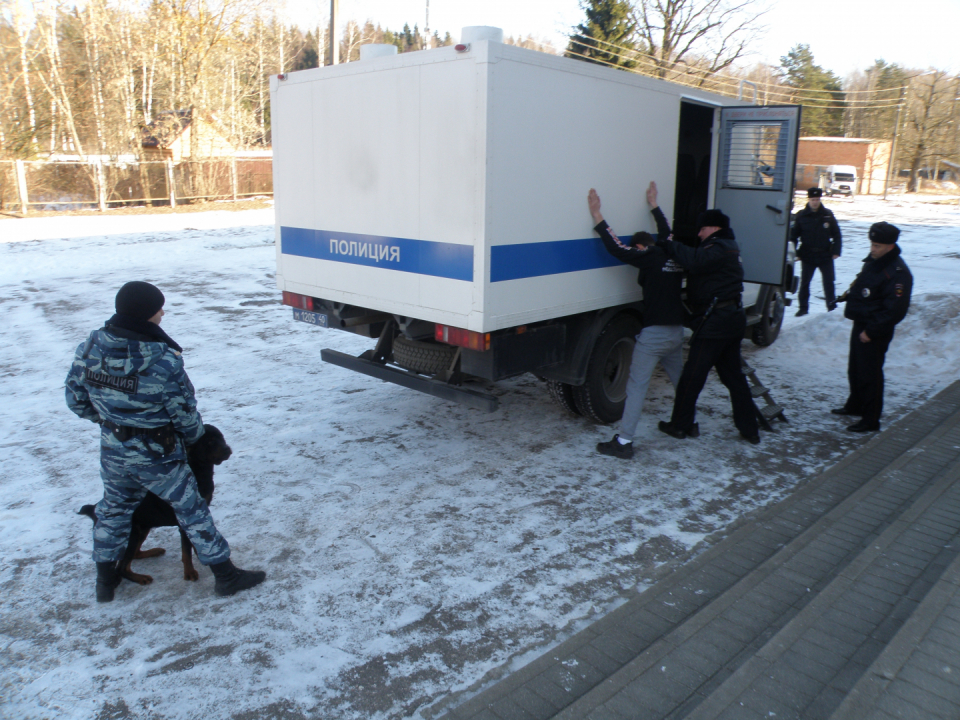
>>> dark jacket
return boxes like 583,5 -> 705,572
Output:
843,245 -> 912,340
791,203 -> 842,259
593,206 -> 684,328
661,227 -> 745,339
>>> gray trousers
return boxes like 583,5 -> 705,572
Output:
618,324 -> 684,441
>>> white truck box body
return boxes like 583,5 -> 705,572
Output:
271,42 -> 753,333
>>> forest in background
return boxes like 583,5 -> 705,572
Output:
1,0 -> 957,192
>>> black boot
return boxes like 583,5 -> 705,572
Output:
96,561 -> 122,603
210,559 -> 266,597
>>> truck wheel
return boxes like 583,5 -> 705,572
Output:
546,380 -> 582,416
392,336 -> 458,375
752,285 -> 785,347
572,315 -> 641,424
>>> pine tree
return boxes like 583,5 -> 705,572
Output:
867,60 -> 907,136
779,45 -> 845,136
565,0 -> 638,70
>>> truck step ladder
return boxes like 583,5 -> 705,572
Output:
742,360 -> 787,430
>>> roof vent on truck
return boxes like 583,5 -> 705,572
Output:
359,44 -> 399,61
460,26 -> 503,44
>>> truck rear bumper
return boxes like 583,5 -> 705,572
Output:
320,349 -> 499,413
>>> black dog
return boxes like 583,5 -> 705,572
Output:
79,424 -> 232,585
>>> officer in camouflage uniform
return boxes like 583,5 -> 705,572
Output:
66,281 -> 265,602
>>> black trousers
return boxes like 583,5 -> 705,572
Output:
798,256 -> 836,310
670,334 -> 759,437
844,322 -> 893,425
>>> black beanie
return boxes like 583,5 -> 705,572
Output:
631,231 -> 655,247
807,187 -> 823,198
115,281 -> 165,321
697,209 -> 729,230
869,222 -> 900,245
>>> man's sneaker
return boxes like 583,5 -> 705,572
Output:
795,308 -> 809,317
741,432 -> 761,445
597,435 -> 634,459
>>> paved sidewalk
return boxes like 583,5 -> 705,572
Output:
438,379 -> 960,720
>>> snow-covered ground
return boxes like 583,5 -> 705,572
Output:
1,195 -> 959,720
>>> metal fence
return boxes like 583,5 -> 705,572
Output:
0,157 -> 273,214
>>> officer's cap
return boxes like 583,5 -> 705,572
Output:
869,222 -> 900,245
697,209 -> 729,230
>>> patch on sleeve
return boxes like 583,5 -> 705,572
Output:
84,369 -> 139,393
894,283 -> 905,297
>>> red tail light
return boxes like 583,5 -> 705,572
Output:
282,291 -> 313,310
435,324 -> 490,351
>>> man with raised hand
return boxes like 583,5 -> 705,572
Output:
588,182 -> 685,459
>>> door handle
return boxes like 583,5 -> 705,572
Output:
765,204 -> 783,214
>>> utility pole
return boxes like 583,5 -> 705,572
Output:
327,0 -> 339,66
425,0 -> 430,48
883,84 -> 907,201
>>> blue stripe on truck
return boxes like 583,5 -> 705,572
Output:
281,227 -> 474,282
490,238 -> 622,282
281,227 -> 625,284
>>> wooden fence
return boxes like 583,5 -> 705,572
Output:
0,157 -> 273,214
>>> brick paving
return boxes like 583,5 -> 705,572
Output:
440,379 -> 960,720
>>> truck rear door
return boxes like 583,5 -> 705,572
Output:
714,105 -> 801,286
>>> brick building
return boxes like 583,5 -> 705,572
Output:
795,137 -> 892,195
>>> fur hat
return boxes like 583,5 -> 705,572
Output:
807,187 -> 823,198
697,209 -> 730,230
868,222 -> 900,245
115,281 -> 165,321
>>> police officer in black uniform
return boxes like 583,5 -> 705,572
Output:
791,187 -> 842,316
833,222 -> 912,432
656,209 -> 760,444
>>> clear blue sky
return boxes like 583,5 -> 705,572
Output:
291,0 -> 960,79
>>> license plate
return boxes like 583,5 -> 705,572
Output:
292,309 -> 329,327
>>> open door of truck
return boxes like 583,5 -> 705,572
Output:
714,105 -> 802,286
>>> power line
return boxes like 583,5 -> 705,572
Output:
567,33 -> 910,106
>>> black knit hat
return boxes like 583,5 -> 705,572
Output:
807,187 -> 823,198
868,222 -> 900,245
631,231 -> 656,247
115,281 -> 165,321
697,209 -> 730,230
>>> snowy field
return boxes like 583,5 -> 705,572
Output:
2,195 -> 959,720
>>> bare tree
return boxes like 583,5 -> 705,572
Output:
899,70 -> 957,191
10,0 -> 39,154
632,0 -> 766,80
34,0 -> 86,158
